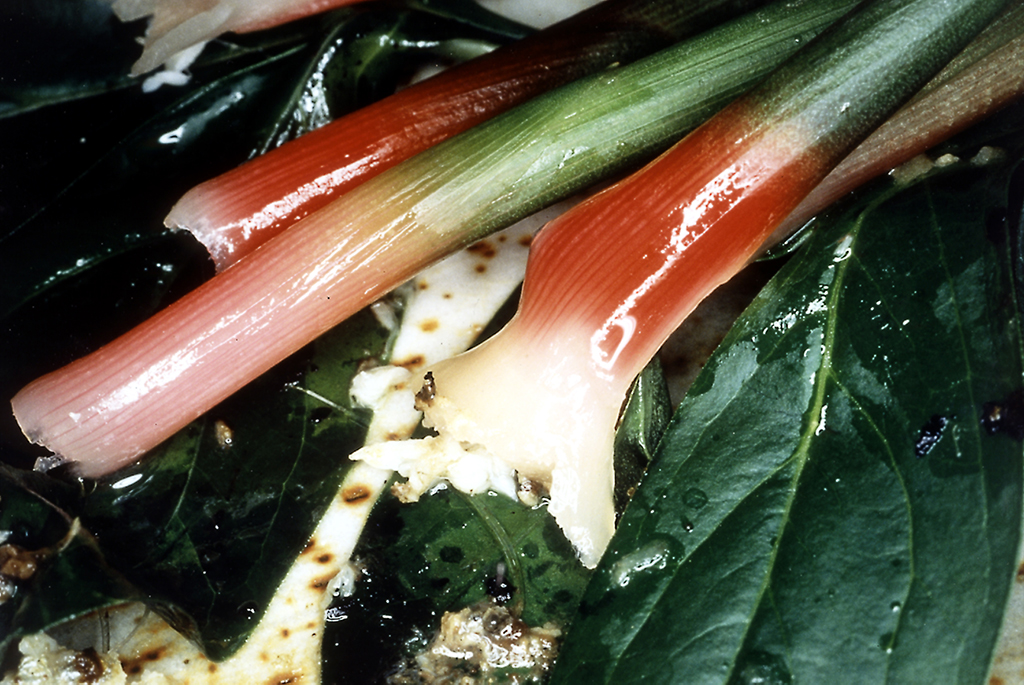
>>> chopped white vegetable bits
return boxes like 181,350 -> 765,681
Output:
391,599 -> 562,681
351,204 -> 580,506
108,0 -> 355,77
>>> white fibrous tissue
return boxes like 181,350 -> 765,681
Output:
108,0 -> 358,79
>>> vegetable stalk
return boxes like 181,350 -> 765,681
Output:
419,0 -> 1010,566
11,0 -> 857,477
166,0 -> 769,270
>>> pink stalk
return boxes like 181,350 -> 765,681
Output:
12,181 -> 439,478
164,0 -> 747,270
423,106 -> 825,566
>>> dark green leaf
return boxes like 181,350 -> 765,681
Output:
614,357 -> 672,514
0,464 -> 140,656
551,157 -> 1024,683
323,485 -> 593,683
0,3 -> 519,321
0,0 -> 528,663
0,0 -> 143,116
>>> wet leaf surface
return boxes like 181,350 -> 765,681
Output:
323,486 -> 593,683
550,156 -> 1024,684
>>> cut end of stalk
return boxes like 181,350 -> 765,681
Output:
11,384 -> 140,479
420,326 -> 621,568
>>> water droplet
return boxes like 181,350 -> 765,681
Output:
681,517 -> 694,533
610,541 -> 674,588
236,600 -> 260,621
110,473 -> 144,490
914,414 -> 948,457
891,601 -> 901,612
878,631 -> 897,653
684,488 -> 708,510
734,650 -> 792,684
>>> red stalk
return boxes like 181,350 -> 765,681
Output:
165,0 -> 759,270
10,0 -> 845,479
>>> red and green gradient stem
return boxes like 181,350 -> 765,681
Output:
167,0 -> 767,270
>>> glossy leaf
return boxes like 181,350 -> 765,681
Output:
614,358 -> 672,514
0,1 -> 522,469
550,156 -> 1024,683
323,484 -> 593,683
0,0 -> 526,664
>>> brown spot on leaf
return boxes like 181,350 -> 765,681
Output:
982,388 -> 1024,440
518,234 -> 533,248
342,484 -> 371,504
990,677 -> 1005,685
300,539 -> 317,555
271,676 -> 298,685
497,234 -> 507,242
317,553 -> 333,564
419,318 -> 440,333
209,663 -> 218,673
281,628 -> 291,638
1016,560 -> 1024,583
475,264 -> 487,274
417,280 -> 429,290
467,240 -> 497,258
443,292 -> 453,299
